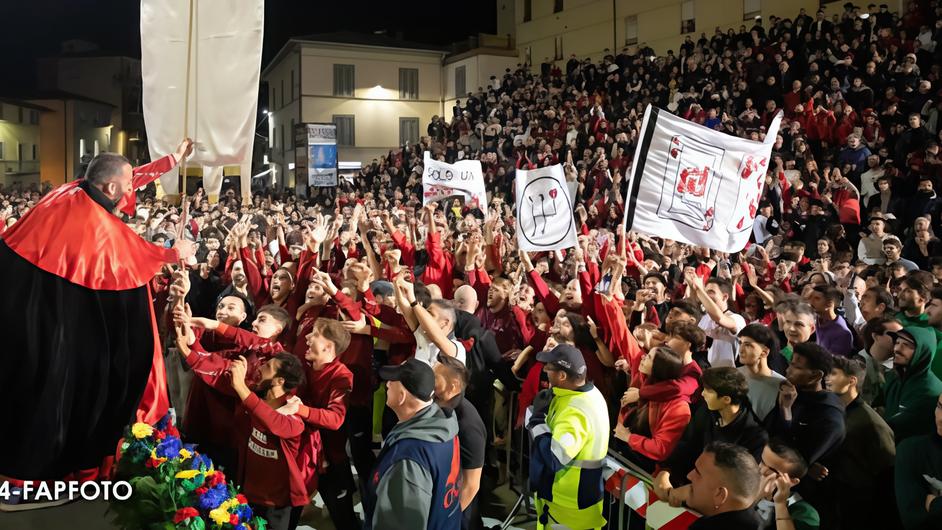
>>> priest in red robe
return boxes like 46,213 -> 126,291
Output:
0,139 -> 196,484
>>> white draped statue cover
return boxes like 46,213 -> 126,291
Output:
141,0 -> 264,201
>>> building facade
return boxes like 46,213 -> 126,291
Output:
0,100 -> 45,188
513,0 -> 903,64
262,32 -> 520,191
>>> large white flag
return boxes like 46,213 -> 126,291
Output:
421,152 -> 487,208
141,0 -> 264,199
515,164 -> 578,251
622,105 -> 782,252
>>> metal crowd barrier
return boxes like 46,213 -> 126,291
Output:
495,390 -> 700,530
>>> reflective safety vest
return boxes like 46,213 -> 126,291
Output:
531,384 -> 610,529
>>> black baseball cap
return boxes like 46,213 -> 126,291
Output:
537,344 -> 587,377
887,329 -> 916,347
378,358 -> 436,400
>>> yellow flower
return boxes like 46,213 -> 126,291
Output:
178,448 -> 192,460
131,423 -> 153,439
209,507 -> 230,525
219,498 -> 239,512
175,469 -> 200,480
205,470 -> 215,477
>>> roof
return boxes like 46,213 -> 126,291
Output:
263,31 -> 447,77
7,90 -> 116,107
0,98 -> 54,112
293,31 -> 447,52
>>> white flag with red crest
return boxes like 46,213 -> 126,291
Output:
515,164 -> 578,251
622,105 -> 782,253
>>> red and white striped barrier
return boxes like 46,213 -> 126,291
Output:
602,457 -> 701,530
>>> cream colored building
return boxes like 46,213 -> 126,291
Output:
514,0 -> 905,64
263,32 -> 520,190
0,99 -> 45,188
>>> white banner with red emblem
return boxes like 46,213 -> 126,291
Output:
622,105 -> 782,253
515,164 -> 579,251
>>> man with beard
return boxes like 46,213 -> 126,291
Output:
173,304 -> 291,471
227,352 -> 308,530
883,327 -> 942,442
0,140 -> 195,490
465,235 -> 527,354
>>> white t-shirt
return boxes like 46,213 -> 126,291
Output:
699,311 -> 746,368
413,328 -> 467,367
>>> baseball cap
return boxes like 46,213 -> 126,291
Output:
887,329 -> 916,346
378,358 -> 436,401
536,344 -> 587,377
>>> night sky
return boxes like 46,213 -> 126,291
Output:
0,0 -> 496,94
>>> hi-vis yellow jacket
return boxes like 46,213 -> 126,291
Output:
528,383 -> 610,530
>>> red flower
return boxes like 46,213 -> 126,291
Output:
172,507 -> 199,523
236,494 -> 248,504
230,514 -> 239,525
208,472 -> 226,487
195,486 -> 208,496
154,430 -> 166,440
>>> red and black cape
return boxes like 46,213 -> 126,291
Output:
0,156 -> 178,480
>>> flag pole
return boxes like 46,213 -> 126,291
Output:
176,0 -> 195,238
175,0 -> 195,305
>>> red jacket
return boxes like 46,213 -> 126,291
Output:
296,358 -> 353,465
183,323 -> 284,448
620,396 -> 691,462
235,393 -> 310,507
468,267 -> 526,353
422,230 -> 455,299
331,291 -> 377,407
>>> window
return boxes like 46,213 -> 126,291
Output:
554,36 -> 563,60
270,86 -> 276,111
290,70 -> 295,101
743,0 -> 760,20
0,141 -> 4,159
455,65 -> 467,98
18,107 -> 24,123
29,110 -> 39,125
554,0 -> 564,13
625,16 -> 639,45
32,144 -> 37,160
280,79 -> 285,109
333,64 -> 355,96
399,117 -> 419,146
18,143 -> 23,160
279,125 -> 285,154
399,68 -> 419,100
681,0 -> 695,33
333,115 -> 355,146
523,0 -> 532,22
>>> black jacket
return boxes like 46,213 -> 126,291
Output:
764,389 -> 846,466
664,403 -> 768,482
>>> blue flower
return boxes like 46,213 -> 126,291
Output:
155,437 -> 182,459
235,504 -> 253,521
189,453 -> 213,471
197,484 -> 229,511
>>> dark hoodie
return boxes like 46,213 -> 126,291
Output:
884,327 -> 942,442
764,389 -> 846,466
895,431 -> 942,530
363,403 -> 461,530
664,403 -> 768,482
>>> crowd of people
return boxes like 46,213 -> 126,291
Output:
4,1 -> 942,529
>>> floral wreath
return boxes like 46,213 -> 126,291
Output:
109,414 -> 267,530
